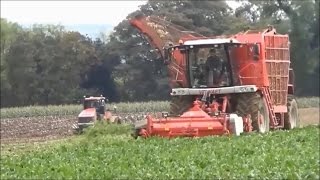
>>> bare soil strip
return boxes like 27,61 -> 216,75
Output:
0,116 -> 76,144
299,108 -> 319,126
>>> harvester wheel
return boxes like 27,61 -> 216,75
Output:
169,96 -> 194,116
236,92 -> 269,133
284,95 -> 300,129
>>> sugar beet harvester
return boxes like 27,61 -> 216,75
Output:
129,15 -> 299,138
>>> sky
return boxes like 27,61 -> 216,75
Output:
1,1 -> 147,25
1,1 -> 240,38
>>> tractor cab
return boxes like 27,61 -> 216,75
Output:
74,95 -> 120,132
83,96 -> 106,116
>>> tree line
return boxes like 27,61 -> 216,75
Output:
1,0 -> 318,107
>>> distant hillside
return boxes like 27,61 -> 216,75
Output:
21,23 -> 113,39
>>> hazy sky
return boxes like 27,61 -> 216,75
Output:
1,1 -> 240,26
1,1 -> 147,25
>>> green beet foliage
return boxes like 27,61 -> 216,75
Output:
1,124 -> 319,179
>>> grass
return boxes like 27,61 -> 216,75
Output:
1,123 -> 319,179
0,97 -> 318,119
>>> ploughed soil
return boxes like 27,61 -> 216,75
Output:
0,108 -> 319,144
0,116 -> 76,144
0,113 -> 151,144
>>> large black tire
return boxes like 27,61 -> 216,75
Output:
236,92 -> 270,133
284,95 -> 300,129
169,96 -> 194,116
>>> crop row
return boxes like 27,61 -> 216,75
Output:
1,124 -> 319,179
1,97 -> 318,119
0,101 -> 170,119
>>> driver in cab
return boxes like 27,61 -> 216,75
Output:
205,48 -> 226,87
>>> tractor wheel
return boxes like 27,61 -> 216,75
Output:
131,129 -> 140,139
132,119 -> 147,139
236,92 -> 270,133
284,95 -> 300,129
116,116 -> 122,124
73,125 -> 85,135
169,95 -> 194,116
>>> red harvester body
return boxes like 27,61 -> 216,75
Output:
130,15 -> 299,138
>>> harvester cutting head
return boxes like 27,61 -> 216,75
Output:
132,86 -> 255,138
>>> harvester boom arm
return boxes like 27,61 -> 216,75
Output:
129,15 -> 205,60
129,16 -> 166,58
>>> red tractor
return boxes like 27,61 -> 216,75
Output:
130,15 -> 299,138
73,95 -> 120,132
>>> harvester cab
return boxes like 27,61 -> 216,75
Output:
73,95 -> 120,132
130,15 -> 299,139
167,39 -> 244,88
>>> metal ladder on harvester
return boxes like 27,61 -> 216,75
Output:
262,88 -> 278,128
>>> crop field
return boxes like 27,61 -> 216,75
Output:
1,97 -> 318,119
1,123 -> 319,179
0,101 -> 171,119
0,97 -> 319,179
1,97 -> 319,143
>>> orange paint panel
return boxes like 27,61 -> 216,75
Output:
168,49 -> 189,87
150,119 -> 226,137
